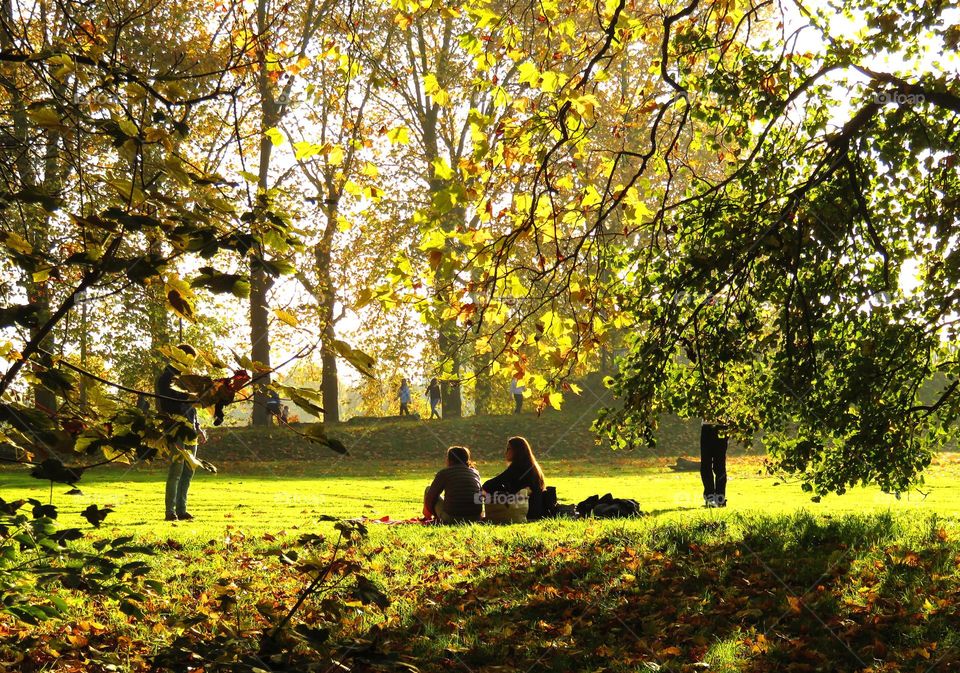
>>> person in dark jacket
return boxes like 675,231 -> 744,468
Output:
265,389 -> 282,423
156,343 -> 206,521
425,378 -> 441,419
423,446 -> 483,523
482,436 -> 547,521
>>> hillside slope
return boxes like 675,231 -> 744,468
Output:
201,411 -> 716,464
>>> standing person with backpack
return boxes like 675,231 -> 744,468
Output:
426,377 -> 441,419
156,344 -> 206,522
700,420 -> 728,507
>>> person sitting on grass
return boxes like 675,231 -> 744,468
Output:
423,446 -> 483,524
482,436 -> 546,522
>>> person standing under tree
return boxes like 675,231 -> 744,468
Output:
398,378 -> 412,416
426,377 -> 441,419
156,343 -> 206,521
510,376 -> 525,414
700,420 -> 728,507
265,389 -> 282,423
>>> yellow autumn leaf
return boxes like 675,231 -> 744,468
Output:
117,118 -> 139,138
540,70 -> 566,93
423,73 -> 450,106
509,274 -> 527,298
28,107 -> 62,129
327,145 -> 345,166
570,94 -> 598,121
0,231 -> 33,255
431,157 -> 454,181
387,126 -> 410,145
143,127 -> 167,143
518,61 -> 540,87
548,392 -> 563,410
273,308 -> 299,327
294,141 -> 322,160
581,185 -> 602,209
265,127 -> 286,146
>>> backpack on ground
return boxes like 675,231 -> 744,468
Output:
576,493 -> 642,518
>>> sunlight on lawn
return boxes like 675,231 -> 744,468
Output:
3,454 -> 958,542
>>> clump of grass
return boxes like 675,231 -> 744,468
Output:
704,633 -> 746,672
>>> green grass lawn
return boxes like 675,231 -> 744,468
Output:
3,411 -> 960,672
3,455 -> 960,540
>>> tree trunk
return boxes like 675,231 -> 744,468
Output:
308,181 -> 341,423
473,349 -> 492,415
438,323 -> 462,418
250,123 -> 275,426
1,3 -> 60,415
145,236 -> 171,384
250,260 -> 273,426
321,322 -> 339,424
419,39 -> 462,419
77,289 -> 88,409
29,288 -> 58,414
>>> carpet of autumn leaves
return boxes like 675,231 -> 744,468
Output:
2,511 -> 959,673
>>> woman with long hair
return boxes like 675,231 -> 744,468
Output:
423,446 -> 483,523
482,436 -> 547,521
425,377 -> 442,419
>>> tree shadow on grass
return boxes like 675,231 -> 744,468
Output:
351,513 -> 960,673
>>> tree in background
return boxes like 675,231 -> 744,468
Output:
0,0 -> 349,467
595,0 -> 960,496
279,0 -> 396,423
230,0 -> 335,425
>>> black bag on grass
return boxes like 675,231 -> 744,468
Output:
577,493 -> 641,519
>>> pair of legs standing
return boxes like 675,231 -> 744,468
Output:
166,443 -> 197,520
700,423 -> 728,507
399,402 -> 410,416
430,399 -> 441,419
513,393 -> 523,414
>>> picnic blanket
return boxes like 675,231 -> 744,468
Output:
363,515 -> 436,526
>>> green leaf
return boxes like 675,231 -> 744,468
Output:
332,340 -> 376,379
302,424 -> 348,454
191,268 -> 251,298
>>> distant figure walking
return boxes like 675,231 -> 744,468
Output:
700,421 -> 728,507
266,389 -> 283,424
426,377 -> 441,419
510,376 -> 525,414
398,378 -> 412,416
156,343 -> 206,522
